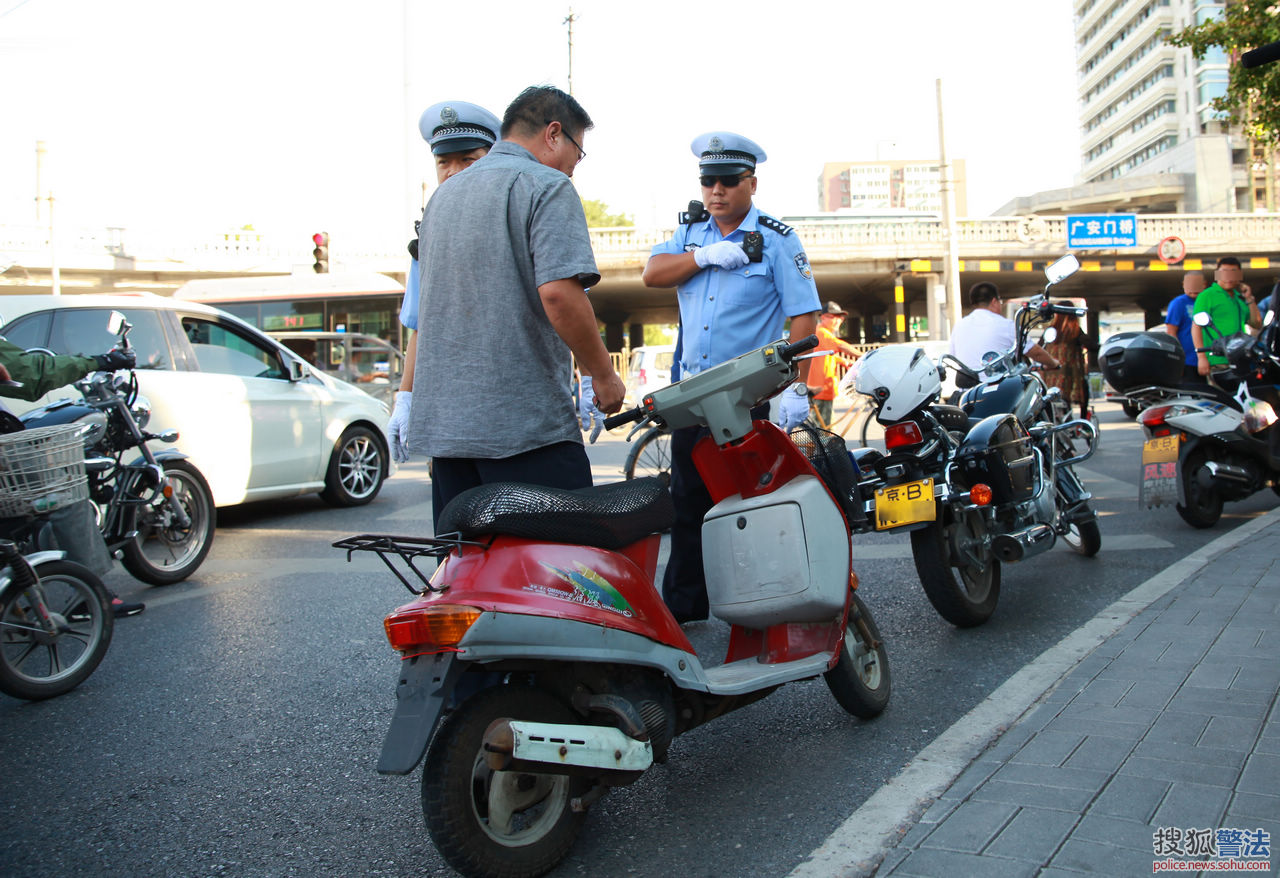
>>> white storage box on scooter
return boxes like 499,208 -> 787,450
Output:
703,474 -> 850,628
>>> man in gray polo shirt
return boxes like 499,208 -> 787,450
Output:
408,85 -> 625,528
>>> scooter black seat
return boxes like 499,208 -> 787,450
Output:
436,477 -> 676,550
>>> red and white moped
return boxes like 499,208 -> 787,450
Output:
336,336 -> 890,878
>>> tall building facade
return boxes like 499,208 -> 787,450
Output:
1075,0 -> 1270,212
816,160 -> 968,216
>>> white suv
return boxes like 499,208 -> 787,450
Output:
624,344 -> 677,406
0,294 -> 394,508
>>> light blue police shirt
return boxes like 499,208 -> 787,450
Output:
651,204 -> 820,376
401,257 -> 420,330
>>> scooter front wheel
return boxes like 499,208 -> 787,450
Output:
825,593 -> 890,719
422,685 -> 589,878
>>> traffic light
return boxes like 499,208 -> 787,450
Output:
312,232 -> 329,273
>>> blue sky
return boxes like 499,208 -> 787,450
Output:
0,0 -> 1080,251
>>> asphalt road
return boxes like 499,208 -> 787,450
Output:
1,401 -> 1276,878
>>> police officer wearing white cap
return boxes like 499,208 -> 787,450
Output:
642,131 -> 821,624
388,100 -> 502,463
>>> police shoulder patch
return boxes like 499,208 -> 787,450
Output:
758,215 -> 793,236
794,252 -> 813,279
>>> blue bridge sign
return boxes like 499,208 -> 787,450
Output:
1066,213 -> 1137,248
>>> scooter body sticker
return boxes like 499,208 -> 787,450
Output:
527,562 -> 635,618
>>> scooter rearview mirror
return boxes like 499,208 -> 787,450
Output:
1045,253 -> 1081,286
107,311 -> 125,335
1193,311 -> 1212,327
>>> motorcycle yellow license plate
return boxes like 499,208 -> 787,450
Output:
874,478 -> 936,530
1141,435 -> 1180,465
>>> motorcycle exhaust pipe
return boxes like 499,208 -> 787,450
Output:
1197,461 -> 1252,488
990,524 -> 1056,563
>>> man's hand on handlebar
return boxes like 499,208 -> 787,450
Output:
592,371 -> 626,415
93,349 -> 136,372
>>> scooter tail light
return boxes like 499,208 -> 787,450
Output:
884,420 -> 925,450
1139,405 -> 1172,427
383,603 -> 482,652
968,484 -> 993,506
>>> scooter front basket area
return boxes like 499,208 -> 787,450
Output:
331,533 -> 486,594
788,424 -> 860,521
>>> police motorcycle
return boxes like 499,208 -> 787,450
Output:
1113,298 -> 1280,528
334,336 -> 889,878
18,311 -> 215,584
847,254 -> 1100,628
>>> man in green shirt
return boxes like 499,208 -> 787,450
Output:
1191,256 -> 1262,375
0,339 -> 143,616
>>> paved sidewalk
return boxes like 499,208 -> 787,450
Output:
873,506 -> 1280,876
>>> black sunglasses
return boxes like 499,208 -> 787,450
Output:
699,173 -> 753,188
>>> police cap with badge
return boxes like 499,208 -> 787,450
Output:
418,100 -> 501,155
410,101 -> 502,259
679,131 -> 793,262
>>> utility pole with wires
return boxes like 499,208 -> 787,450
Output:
563,7 -> 578,94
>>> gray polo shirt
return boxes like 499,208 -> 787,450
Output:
408,141 -> 600,459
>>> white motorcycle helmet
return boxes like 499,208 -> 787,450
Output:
853,345 -> 942,423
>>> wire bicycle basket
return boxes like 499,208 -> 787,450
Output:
0,424 -> 89,518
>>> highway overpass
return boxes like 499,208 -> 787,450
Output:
4,214 -> 1278,349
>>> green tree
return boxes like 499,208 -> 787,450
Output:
581,199 -> 634,228
1167,3 -> 1280,147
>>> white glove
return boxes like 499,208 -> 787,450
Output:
694,241 -> 749,270
778,384 -> 811,432
578,376 -> 604,443
388,391 -> 412,463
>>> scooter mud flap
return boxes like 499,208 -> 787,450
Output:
376,652 -> 465,775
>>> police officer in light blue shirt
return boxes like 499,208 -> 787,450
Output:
642,131 -> 821,623
388,100 -> 502,461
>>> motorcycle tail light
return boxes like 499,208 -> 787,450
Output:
884,421 -> 924,450
383,603 -> 481,653
969,484 -> 993,506
1139,405 -> 1172,427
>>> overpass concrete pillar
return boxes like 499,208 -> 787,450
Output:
1083,298 -> 1103,373
628,323 -> 644,350
604,321 -> 626,353
921,273 -> 948,340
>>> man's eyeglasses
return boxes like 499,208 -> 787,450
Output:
562,129 -> 586,164
700,173 -> 753,188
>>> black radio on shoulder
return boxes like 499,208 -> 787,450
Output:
679,200 -> 710,224
742,231 -> 763,263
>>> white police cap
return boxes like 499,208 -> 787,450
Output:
691,131 -> 767,174
419,101 -> 501,156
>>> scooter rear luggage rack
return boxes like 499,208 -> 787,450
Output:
332,533 -> 488,594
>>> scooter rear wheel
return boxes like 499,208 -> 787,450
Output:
422,685 -> 588,878
824,593 -> 890,718
1175,448 -> 1224,529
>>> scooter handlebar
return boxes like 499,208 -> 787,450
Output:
604,407 -> 644,431
779,334 -> 820,361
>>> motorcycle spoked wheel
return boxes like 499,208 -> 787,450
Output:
0,560 -> 114,701
1054,438 -> 1102,557
1175,448 -> 1224,529
824,592 -> 890,718
422,685 -> 590,878
121,460 -> 216,585
909,507 -> 1001,628
1059,514 -> 1102,557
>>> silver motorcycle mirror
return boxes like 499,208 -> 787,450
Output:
107,311 -> 126,335
1193,311 -> 1212,327
1045,253 -> 1081,286
1042,326 -> 1059,344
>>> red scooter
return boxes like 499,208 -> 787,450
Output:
336,336 -> 890,878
